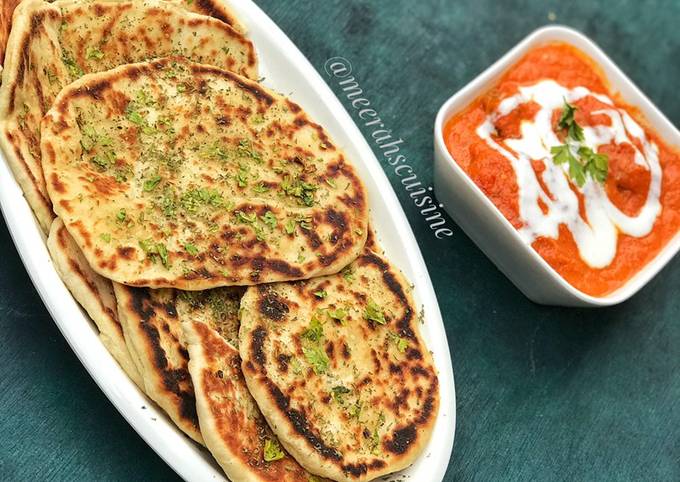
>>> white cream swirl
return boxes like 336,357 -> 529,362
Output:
476,80 -> 661,268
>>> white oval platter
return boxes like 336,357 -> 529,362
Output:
0,1 -> 456,480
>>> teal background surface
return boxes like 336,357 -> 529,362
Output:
1,0 -> 679,480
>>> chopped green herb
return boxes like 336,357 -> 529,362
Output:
116,208 -> 127,223
261,211 -> 277,229
237,139 -> 263,162
126,108 -> 145,126
135,90 -> 155,106
90,151 -> 115,171
80,126 -> 97,152
301,317 -> 324,342
313,289 -> 327,299
578,146 -> 609,184
199,142 -> 229,161
281,175 -> 317,206
298,217 -> 313,230
86,46 -> 104,60
184,243 -> 199,256
551,99 -> 608,186
364,300 -> 386,325
328,308 -> 347,323
156,243 -> 169,268
303,345 -> 329,375
113,166 -> 132,182
284,219 -> 296,235
341,266 -> 355,282
61,50 -> 83,78
143,175 -> 162,192
180,188 -> 226,213
160,188 -> 178,218
331,385 -> 351,403
100,233 -> 111,243
349,401 -> 362,420
388,331 -> 408,353
263,438 -> 285,462
235,210 -> 257,224
252,182 -> 269,193
139,239 -> 170,268
45,69 -> 58,85
557,99 -> 585,142
236,165 -> 249,187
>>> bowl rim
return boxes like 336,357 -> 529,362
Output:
434,24 -> 680,307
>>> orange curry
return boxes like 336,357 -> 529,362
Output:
444,43 -> 680,296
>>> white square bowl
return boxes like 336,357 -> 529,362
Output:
433,25 -> 680,307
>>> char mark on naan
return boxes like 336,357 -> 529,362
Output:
113,283 -> 203,444
239,245 -> 439,481
0,0 -> 256,233
42,56 -> 368,289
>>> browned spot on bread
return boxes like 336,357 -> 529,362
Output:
192,63 -> 273,105
342,459 -> 387,478
250,325 -> 267,368
258,291 -> 289,321
267,381 -> 343,462
50,173 -> 66,193
58,199 -> 71,213
383,424 -> 416,455
277,353 -> 291,373
116,246 -> 135,259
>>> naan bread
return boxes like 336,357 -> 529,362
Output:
179,289 -> 324,481
0,0 -> 256,233
113,283 -> 203,444
42,56 -> 368,289
58,0 -> 247,33
0,0 -> 21,67
239,247 -> 439,481
47,217 -> 143,388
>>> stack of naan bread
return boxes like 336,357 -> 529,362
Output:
0,1 -> 439,480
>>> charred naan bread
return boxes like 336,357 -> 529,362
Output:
179,289 -> 324,481
42,56 -> 368,289
113,283 -> 203,444
0,0 -> 256,232
239,248 -> 439,482
47,217 -> 143,388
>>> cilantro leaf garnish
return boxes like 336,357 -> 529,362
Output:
551,99 -> 608,186
86,47 -> 104,60
301,317 -> 324,342
331,385 -> 351,403
116,208 -> 127,223
364,300 -> 386,325
328,308 -> 347,324
263,438 -> 285,462
284,219 -> 296,235
143,174 -> 162,192
260,211 -> 277,229
184,243 -> 199,256
139,239 -> 170,268
302,345 -> 329,374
